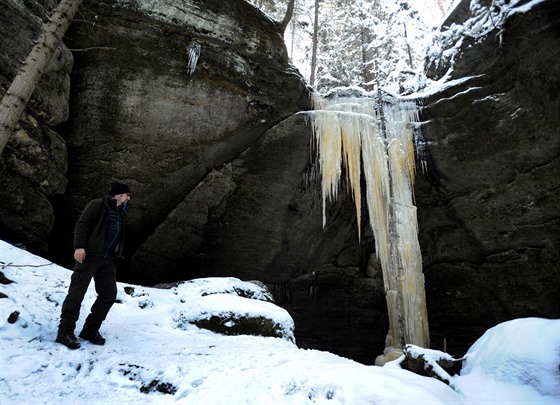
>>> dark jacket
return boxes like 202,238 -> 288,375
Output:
74,195 -> 126,259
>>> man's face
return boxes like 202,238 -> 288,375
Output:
114,193 -> 130,206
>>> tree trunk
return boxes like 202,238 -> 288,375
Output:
278,0 -> 295,34
309,0 -> 320,86
0,0 -> 83,155
403,22 -> 414,68
437,0 -> 446,14
360,25 -> 375,91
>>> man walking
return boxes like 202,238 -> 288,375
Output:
56,182 -> 131,349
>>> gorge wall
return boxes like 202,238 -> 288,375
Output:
416,0 -> 559,355
0,0 -> 558,364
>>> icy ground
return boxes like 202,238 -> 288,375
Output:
1,240 -> 558,404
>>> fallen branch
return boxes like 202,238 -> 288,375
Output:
400,344 -> 464,388
0,261 -> 54,270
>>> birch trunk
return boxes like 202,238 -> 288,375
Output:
309,0 -> 320,86
0,0 -> 83,155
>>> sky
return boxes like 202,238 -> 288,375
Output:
1,239 -> 559,404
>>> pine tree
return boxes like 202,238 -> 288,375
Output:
314,0 -> 396,91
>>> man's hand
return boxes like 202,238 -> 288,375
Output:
74,248 -> 86,263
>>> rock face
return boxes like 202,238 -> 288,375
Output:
49,0 -> 311,265
1,0 -> 558,365
416,0 -> 560,355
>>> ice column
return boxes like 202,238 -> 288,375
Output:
310,94 -> 429,365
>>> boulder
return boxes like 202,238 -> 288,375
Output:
182,298 -> 294,342
162,277 -> 295,342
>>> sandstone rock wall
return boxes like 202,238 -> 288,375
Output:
416,0 -> 560,355
51,0 -> 309,255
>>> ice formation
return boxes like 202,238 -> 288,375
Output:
187,41 -> 201,75
310,93 -> 429,365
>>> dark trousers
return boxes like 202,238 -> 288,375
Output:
58,257 -> 117,335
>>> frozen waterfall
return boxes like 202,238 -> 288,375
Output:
309,92 -> 429,365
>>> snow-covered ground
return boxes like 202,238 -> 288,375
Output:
1,239 -> 558,404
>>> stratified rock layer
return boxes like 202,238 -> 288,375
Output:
417,0 -> 560,355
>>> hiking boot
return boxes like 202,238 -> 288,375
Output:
56,333 -> 81,349
79,330 -> 106,345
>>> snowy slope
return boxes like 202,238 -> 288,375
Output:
1,240 -> 558,404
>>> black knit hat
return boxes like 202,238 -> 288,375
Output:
109,182 -> 131,196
